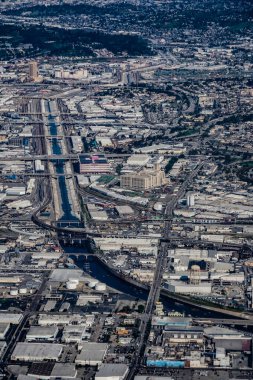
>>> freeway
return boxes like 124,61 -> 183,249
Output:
5,172 -> 77,178
0,153 -> 131,161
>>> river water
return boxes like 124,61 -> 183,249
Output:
45,100 -> 82,227
69,251 -> 239,319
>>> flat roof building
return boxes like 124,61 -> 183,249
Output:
79,154 -> 111,174
121,164 -> 166,191
38,314 -> 86,326
75,342 -> 108,366
126,154 -> 149,166
62,325 -> 88,343
0,313 -> 22,325
0,341 -> 6,359
115,205 -> 134,216
51,363 -> 77,379
26,326 -> 59,342
11,342 -> 63,362
25,362 -> 77,379
165,281 -> 212,295
0,323 -> 10,340
95,364 -> 129,380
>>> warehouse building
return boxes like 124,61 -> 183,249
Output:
11,342 -> 63,362
0,313 -> 22,325
94,237 -> 158,255
163,325 -> 204,345
26,326 -> 59,342
34,159 -> 45,172
165,281 -> 212,295
77,175 -> 90,188
24,362 -> 77,379
6,186 -> 26,196
95,364 -> 129,380
115,205 -> 134,217
79,154 -> 111,174
38,314 -> 86,326
126,154 -> 150,166
87,204 -> 108,221
62,325 -> 89,343
0,341 -> 6,360
71,136 -> 83,153
0,276 -> 21,284
0,323 -> 10,340
75,342 -> 108,366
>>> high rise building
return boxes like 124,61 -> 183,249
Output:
29,61 -> 38,81
190,265 -> 201,285
120,164 -> 166,191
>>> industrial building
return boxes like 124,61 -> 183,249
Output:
94,237 -> 159,255
34,159 -> 45,172
23,362 -> 77,379
163,325 -> 204,345
0,341 -> 6,360
55,67 -> 88,79
87,204 -> 108,221
26,326 -> 59,342
115,205 -> 134,217
95,364 -> 129,380
11,343 -> 63,362
38,314 -> 86,326
71,136 -> 83,153
62,325 -> 89,343
79,154 -> 111,174
165,280 -> 212,294
0,323 -> 10,340
126,154 -> 150,166
75,342 -> 108,366
0,313 -> 22,324
77,175 -> 90,188
6,186 -> 26,196
50,363 -> 77,379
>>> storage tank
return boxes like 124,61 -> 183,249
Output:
10,288 -> 18,296
153,202 -> 163,212
95,282 -> 106,291
66,281 -> 77,290
88,279 -> 99,288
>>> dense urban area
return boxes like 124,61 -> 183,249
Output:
0,0 -> 253,379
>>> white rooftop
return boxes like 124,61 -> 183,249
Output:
50,269 -> 84,282
96,364 -> 129,379
0,313 -> 22,324
12,342 -> 63,361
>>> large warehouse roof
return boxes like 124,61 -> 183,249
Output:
11,343 -> 63,361
95,364 -> 129,380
